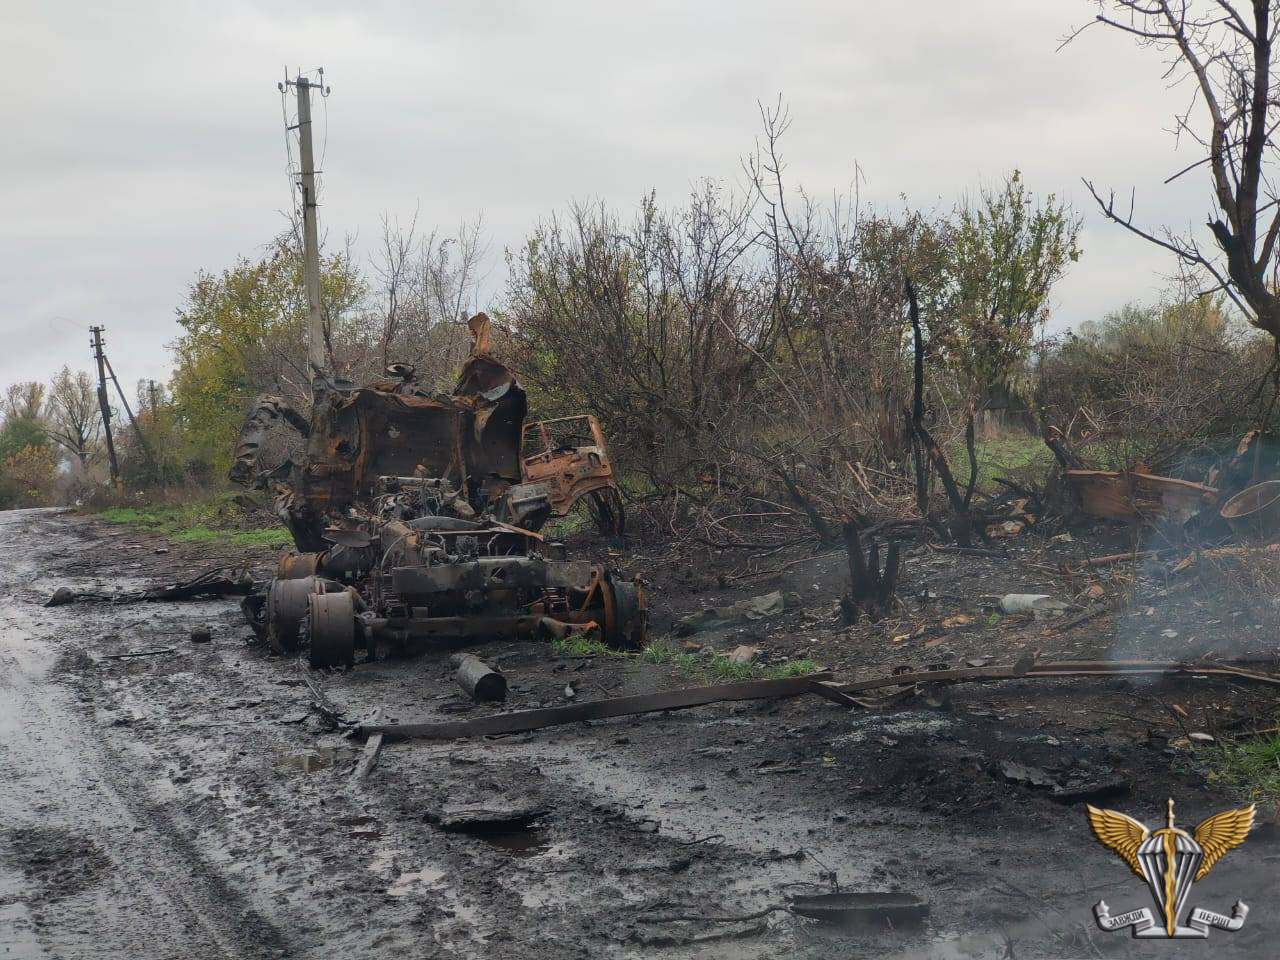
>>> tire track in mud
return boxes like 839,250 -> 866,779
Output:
0,509 -> 291,960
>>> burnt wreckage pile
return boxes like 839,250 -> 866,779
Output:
231,314 -> 645,668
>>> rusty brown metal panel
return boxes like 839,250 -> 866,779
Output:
521,415 -> 618,516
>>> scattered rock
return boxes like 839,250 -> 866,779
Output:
727,645 -> 760,667
45,586 -> 76,607
995,760 -> 1057,789
190,628 -> 212,643
1050,778 -> 1130,805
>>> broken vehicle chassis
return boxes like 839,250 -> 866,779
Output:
234,314 -> 646,667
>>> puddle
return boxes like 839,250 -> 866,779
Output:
273,747 -> 336,773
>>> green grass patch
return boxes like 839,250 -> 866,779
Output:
95,494 -> 293,548
975,435 -> 1054,491
768,658 -> 823,678
944,432 -> 1054,494
1217,733 -> 1280,802
549,631 -> 625,658
650,645 -> 823,683
640,639 -> 679,664
705,653 -> 758,682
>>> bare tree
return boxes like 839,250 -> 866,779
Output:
1071,1 -> 1280,339
45,367 -> 101,466
4,382 -> 45,421
359,215 -> 486,387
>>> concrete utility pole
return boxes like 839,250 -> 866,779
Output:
282,69 -> 328,391
90,326 -> 121,489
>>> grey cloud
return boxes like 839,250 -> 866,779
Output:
0,0 -> 1229,393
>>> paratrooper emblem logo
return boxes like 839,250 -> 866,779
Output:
1086,798 -> 1255,938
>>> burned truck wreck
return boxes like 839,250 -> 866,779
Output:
231,314 -> 644,668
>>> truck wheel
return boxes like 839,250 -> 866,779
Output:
308,590 -> 355,669
265,577 -> 316,653
601,574 -> 646,650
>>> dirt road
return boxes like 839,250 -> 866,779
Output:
2,508 -> 1277,959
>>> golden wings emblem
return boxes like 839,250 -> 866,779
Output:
1085,798 -> 1255,939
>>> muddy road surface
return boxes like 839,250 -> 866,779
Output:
2,507 -> 1278,959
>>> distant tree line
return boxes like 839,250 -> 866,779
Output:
10,111 -> 1266,533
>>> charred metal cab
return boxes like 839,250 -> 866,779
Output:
233,315 -> 644,667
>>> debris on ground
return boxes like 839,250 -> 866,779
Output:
451,653 -> 507,702
997,593 -> 1070,618
13,501 -> 1280,958
675,590 -> 799,635
356,674 -> 834,741
426,802 -> 548,833
1220,479 -> 1280,540
1066,464 -> 1217,524
352,709 -> 385,781
45,567 -> 255,606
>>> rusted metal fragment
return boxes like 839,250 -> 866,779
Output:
830,659 -> 1280,695
521,415 -> 621,524
452,654 -> 507,701
1220,479 -> 1280,541
1066,465 -> 1217,524
355,674 -> 834,741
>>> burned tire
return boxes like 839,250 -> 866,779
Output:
308,590 -> 356,669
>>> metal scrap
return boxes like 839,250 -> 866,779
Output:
347,659 -> 1280,742
351,709 -> 385,781
354,673 -> 835,741
830,659 -> 1280,695
231,313 -> 646,667
1066,465 -> 1217,524
45,566 -> 255,607
452,653 -> 507,701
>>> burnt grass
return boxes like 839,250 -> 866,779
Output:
28,508 -> 1280,958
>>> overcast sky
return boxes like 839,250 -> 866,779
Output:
0,1 -> 1215,396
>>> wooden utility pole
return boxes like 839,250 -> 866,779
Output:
90,326 -> 121,489
148,379 -> 159,413
283,69 -> 327,390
